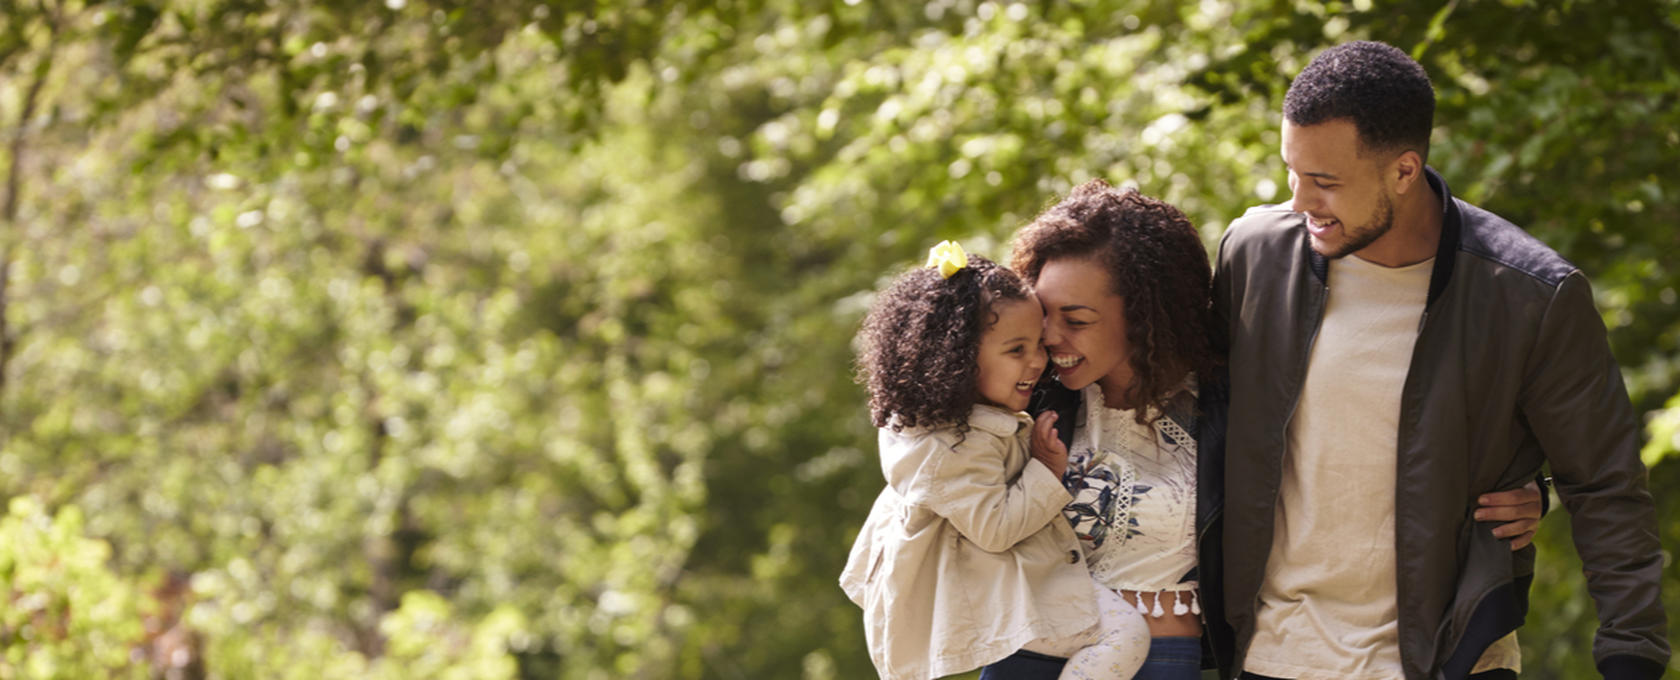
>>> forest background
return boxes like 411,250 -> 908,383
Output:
1,0 -> 1676,678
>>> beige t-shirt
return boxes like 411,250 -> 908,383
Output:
1241,255 -> 1518,679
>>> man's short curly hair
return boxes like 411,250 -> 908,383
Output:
857,254 -> 1032,431
1010,180 -> 1214,420
1284,40 -> 1434,162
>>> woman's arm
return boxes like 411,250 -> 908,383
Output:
1474,481 -> 1542,550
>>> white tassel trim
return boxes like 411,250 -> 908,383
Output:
1128,589 -> 1202,618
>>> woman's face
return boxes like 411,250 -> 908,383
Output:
1033,257 -> 1134,407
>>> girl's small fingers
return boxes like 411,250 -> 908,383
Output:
1034,413 -> 1056,439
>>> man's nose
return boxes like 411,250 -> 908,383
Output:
1289,185 -> 1312,214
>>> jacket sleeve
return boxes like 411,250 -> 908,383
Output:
1519,271 -> 1670,676
919,433 -> 1073,554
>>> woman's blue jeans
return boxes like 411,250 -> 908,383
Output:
1132,636 -> 1202,680
979,636 -> 1205,679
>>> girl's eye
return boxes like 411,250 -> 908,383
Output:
1007,345 -> 1025,355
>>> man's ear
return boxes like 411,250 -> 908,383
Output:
1391,149 -> 1425,195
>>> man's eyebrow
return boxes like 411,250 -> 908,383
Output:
1059,305 -> 1097,313
1283,157 -> 1339,181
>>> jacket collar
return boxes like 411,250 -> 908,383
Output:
1306,166 -> 1461,307
1422,167 -> 1461,307
968,404 -> 1031,437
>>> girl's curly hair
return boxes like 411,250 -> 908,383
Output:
857,254 -> 1032,431
1010,180 -> 1216,421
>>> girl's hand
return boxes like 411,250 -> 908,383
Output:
1031,412 -> 1069,479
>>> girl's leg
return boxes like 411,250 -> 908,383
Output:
1130,635 -> 1203,680
1057,583 -> 1149,680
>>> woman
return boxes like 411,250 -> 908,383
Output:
980,181 -> 1215,679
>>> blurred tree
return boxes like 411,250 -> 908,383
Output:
0,498 -> 145,680
0,0 -> 1674,678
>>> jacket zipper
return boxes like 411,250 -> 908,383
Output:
1396,305 -> 1432,676
1272,278 -> 1328,522
1237,276 -> 1330,666
1279,280 -> 1330,459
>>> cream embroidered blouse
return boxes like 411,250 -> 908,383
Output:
1062,382 -> 1200,616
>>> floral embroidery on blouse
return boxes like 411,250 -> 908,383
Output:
1061,446 -> 1150,550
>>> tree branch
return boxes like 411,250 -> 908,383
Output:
0,15 -> 58,410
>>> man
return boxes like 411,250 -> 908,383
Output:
1210,41 -> 1669,679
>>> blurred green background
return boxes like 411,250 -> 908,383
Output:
1,0 -> 1675,677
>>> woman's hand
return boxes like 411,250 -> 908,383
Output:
1030,412 -> 1069,479
1475,480 -> 1544,550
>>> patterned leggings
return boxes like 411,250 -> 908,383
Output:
1021,580 -> 1151,680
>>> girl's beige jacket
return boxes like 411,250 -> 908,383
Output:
840,405 -> 1096,680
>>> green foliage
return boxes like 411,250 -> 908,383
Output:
1,0 -> 1675,677
0,498 -> 145,680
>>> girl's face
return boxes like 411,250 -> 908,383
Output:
975,298 -> 1047,413
1033,257 -> 1134,407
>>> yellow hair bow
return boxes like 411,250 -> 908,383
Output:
924,240 -> 968,279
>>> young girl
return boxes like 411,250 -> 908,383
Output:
840,241 -> 1149,680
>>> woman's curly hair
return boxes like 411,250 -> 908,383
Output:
1010,180 -> 1216,421
857,254 -> 1033,431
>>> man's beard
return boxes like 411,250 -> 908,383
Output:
1318,190 -> 1396,260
